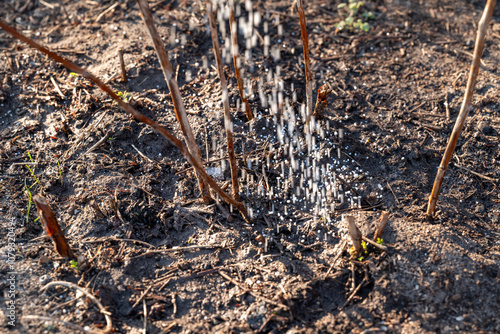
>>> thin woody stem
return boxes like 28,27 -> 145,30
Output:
207,0 -> 240,201
426,0 -> 496,217
228,0 -> 253,121
135,0 -> 212,203
296,0 -> 314,131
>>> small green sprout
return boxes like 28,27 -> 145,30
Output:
336,0 -> 374,32
69,72 -> 79,77
376,238 -> 384,245
361,240 -> 368,254
69,260 -> 79,270
357,256 -> 365,261
117,91 -> 134,104
26,152 -> 40,184
362,10 -> 375,20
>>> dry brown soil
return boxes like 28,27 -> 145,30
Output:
1,0 -> 500,333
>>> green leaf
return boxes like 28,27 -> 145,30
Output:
337,3 -> 347,9
345,16 -> 354,25
69,260 -> 79,269
361,22 -> 370,32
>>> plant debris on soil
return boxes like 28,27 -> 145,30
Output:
1,0 -> 500,333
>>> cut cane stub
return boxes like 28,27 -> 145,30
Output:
33,195 -> 75,259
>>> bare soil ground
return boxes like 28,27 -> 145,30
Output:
1,0 -> 500,333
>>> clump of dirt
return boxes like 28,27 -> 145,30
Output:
1,0 -> 500,333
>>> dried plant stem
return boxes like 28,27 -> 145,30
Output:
362,236 -> 388,252
373,211 -> 389,242
118,48 -> 127,83
207,0 -> 240,201
296,0 -> 313,130
228,0 -> 253,121
0,20 -> 249,221
42,281 -> 113,333
344,215 -> 363,258
135,0 -> 212,203
33,195 -> 74,259
426,0 -> 496,217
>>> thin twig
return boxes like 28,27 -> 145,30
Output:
131,286 -> 153,310
11,162 -> 39,166
350,262 -> 356,291
95,2 -> 120,23
171,293 -> 177,317
453,162 -> 499,183
3,50 -> 14,71
342,278 -> 367,309
131,244 -> 224,259
143,299 -> 147,334
82,130 -> 110,156
50,76 -> 65,98
42,281 -> 113,333
386,181 -> 400,206
323,239 -> 347,279
84,237 -> 156,249
131,144 -> 153,163
362,236 -> 388,252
